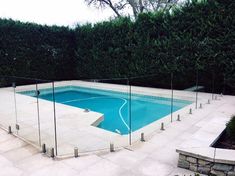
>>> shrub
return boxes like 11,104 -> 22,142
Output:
226,115 -> 235,141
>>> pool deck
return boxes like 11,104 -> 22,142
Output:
0,81 -> 235,175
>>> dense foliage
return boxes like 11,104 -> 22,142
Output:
75,0 -> 235,93
0,0 -> 234,94
0,19 -> 76,80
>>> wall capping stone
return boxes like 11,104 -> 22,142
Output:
176,148 -> 235,165
176,115 -> 235,175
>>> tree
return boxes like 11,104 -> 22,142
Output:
85,0 -> 179,19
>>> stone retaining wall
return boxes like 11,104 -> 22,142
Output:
178,153 -> 235,176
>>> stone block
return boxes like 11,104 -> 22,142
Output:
228,171 -> 235,176
212,163 -> 233,172
211,169 -> 226,176
179,154 -> 186,161
198,159 -> 211,166
189,163 -> 197,172
186,156 -> 197,164
198,166 -> 211,175
178,159 -> 190,169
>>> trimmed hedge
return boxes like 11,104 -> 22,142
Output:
0,19 -> 76,80
74,0 -> 235,93
0,0 -> 235,94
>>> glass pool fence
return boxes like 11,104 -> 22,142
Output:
0,72 -> 225,157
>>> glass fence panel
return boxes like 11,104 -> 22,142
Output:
0,76 -> 16,133
172,69 -> 197,122
14,78 -> 40,147
198,69 -> 214,107
129,73 -> 172,145
52,79 -> 129,156
1,71 -> 231,158
37,81 -> 56,154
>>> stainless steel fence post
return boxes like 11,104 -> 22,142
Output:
195,69 -> 199,109
170,73 -> 174,122
8,126 -> 12,134
177,114 -> 181,121
52,81 -> 58,156
208,99 -> 210,104
36,83 -> 42,147
128,79 -> 132,146
212,71 -> 215,100
12,82 -> 18,133
161,123 -> 165,130
110,143 -> 115,152
140,133 -> 145,142
42,143 -> 46,153
199,103 -> 202,109
51,148 -> 55,158
74,147 -> 78,158
189,108 -> 192,114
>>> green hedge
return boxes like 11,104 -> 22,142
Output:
74,0 -> 235,93
0,0 -> 235,94
0,19 -> 76,80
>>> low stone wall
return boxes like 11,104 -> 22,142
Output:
178,153 -> 235,176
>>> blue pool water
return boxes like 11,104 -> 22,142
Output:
20,86 -> 192,134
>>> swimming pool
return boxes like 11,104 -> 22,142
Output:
21,86 -> 192,135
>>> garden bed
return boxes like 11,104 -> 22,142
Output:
214,116 -> 235,150
214,131 -> 235,150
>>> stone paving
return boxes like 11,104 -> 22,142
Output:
0,93 -> 234,175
